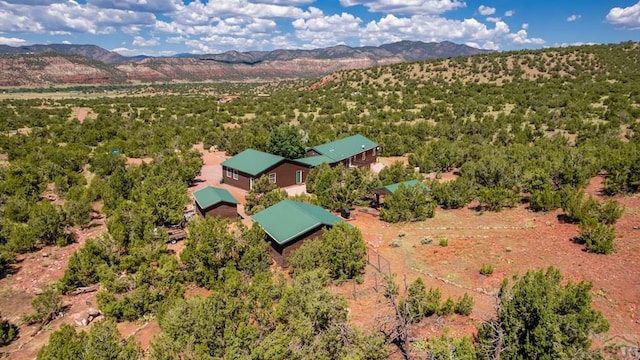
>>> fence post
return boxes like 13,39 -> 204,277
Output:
352,280 -> 357,299
374,272 -> 378,292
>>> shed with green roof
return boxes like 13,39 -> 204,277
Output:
221,149 -> 310,190
252,199 -> 343,266
371,179 -> 430,207
193,185 -> 239,220
306,134 -> 379,168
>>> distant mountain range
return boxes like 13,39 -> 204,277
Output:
0,41 -> 492,86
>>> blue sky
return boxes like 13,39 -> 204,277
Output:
0,0 -> 638,56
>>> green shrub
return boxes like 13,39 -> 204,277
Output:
424,333 -> 476,360
480,264 -> 494,275
23,284 -> 63,325
380,182 -> 436,223
561,189 -> 624,226
477,267 -> 609,359
561,188 -> 600,223
424,287 -> 442,317
288,222 -> 367,281
405,278 -> 427,322
437,297 -> 455,316
478,187 -> 518,212
431,178 -> 476,209
529,185 -> 562,212
455,293 -> 474,316
0,313 -> 18,346
438,237 -> 449,247
579,220 -> 616,255
598,199 -> 624,225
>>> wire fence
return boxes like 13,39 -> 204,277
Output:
367,246 -> 391,278
331,247 -> 393,300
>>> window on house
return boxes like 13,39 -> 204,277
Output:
362,151 -> 366,160
268,173 -> 276,183
226,167 -> 232,178
232,169 -> 238,180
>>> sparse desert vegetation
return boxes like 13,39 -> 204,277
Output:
1,42 -> 639,359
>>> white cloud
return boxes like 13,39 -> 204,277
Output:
0,35 -> 27,46
293,12 -> 362,48
339,0 -> 465,15
361,14 -> 512,47
1,0 -> 60,4
0,1 -> 155,34
606,2 -> 640,29
465,40 -> 498,50
478,5 -> 495,16
132,35 -> 160,47
553,42 -> 596,48
522,23 -> 528,29
111,46 -> 175,56
0,0 -> 551,54
507,29 -> 545,45
504,10 -> 514,17
566,14 -> 581,22
170,0 -> 312,26
252,0 -> 315,4
87,0 -> 179,13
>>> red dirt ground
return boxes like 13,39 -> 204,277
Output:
76,109 -> 88,124
340,174 -> 640,351
0,210 -> 107,359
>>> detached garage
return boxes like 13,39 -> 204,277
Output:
193,185 -> 239,220
252,199 -> 343,266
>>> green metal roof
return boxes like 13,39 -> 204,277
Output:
252,199 -> 342,245
193,186 -> 239,209
221,149 -> 285,176
292,155 -> 332,167
372,179 -> 430,195
310,134 -> 378,162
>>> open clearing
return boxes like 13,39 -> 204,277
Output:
340,173 -> 640,348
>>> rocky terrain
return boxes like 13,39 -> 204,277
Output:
0,41 -> 491,86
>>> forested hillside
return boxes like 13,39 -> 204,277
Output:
1,41 -> 639,359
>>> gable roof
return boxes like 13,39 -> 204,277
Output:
221,149 -> 285,176
309,134 -> 377,163
292,155 -> 332,167
252,199 -> 342,245
372,179 -> 430,195
193,186 -> 239,209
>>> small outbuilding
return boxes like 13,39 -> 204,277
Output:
192,185 -> 239,220
371,179 -> 430,207
252,199 -> 343,266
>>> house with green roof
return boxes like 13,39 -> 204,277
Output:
252,199 -> 343,266
192,185 -> 239,220
221,149 -> 310,191
305,134 -> 379,169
